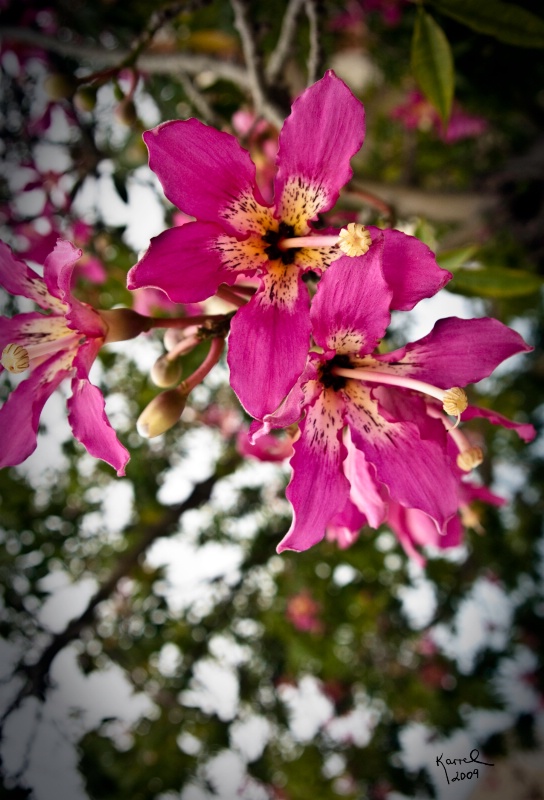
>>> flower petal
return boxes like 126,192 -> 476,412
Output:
343,382 -> 458,531
344,433 -> 388,528
67,340 -> 130,476
0,356 -> 71,468
462,404 -> 536,442
275,70 -> 365,223
326,498 -> 366,549
278,388 -> 350,553
67,378 -> 130,476
42,238 -> 82,302
143,119 -> 270,236
310,236 -> 391,356
369,227 -> 451,311
0,240 -> 65,312
228,268 -> 311,419
375,317 -> 533,388
250,362 -> 320,440
127,223 -> 254,303
0,313 -> 69,352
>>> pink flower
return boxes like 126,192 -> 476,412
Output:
286,591 -> 323,633
128,70 -> 450,419
236,426 -> 295,462
0,239 -> 129,474
253,240 -> 534,553
391,90 -> 489,143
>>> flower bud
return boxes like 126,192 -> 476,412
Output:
44,73 -> 77,100
115,99 -> 138,126
99,308 -> 152,343
136,390 -> 187,438
151,356 -> 183,388
73,86 -> 98,112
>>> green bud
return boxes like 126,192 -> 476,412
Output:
73,86 -> 98,112
151,356 -> 183,388
99,308 -> 152,343
136,390 -> 187,438
44,73 -> 77,100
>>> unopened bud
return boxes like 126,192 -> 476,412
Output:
151,356 -> 183,388
99,308 -> 152,343
115,99 -> 138,126
136,389 -> 187,438
1,343 -> 30,373
73,86 -> 98,112
44,73 -> 77,100
456,446 -> 484,472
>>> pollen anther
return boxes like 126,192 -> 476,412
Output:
338,223 -> 372,257
456,446 -> 484,472
1,343 -> 30,374
442,387 -> 468,423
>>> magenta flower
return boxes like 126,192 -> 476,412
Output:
0,239 -> 129,475
127,70 -> 450,418
253,238 -> 534,553
391,90 -> 488,143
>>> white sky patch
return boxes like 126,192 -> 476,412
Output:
14,389 -> 72,488
157,427 -> 222,505
388,290 -> 486,343
148,536 -> 243,613
325,702 -> 380,748
1,647 -> 154,800
278,675 -> 334,742
431,578 -> 513,673
37,573 -> 97,634
493,646 -> 541,714
230,713 -> 271,762
180,659 -> 239,722
396,560 -> 437,629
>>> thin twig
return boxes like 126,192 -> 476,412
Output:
229,0 -> 284,128
178,72 -> 219,125
304,0 -> 322,86
266,0 -> 305,84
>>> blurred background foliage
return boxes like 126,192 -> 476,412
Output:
0,0 -> 543,798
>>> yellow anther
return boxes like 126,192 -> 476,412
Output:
456,446 -> 484,472
442,387 -> 468,425
1,343 -> 30,374
338,223 -> 372,257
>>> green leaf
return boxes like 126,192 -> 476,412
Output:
411,8 -> 455,125
428,0 -> 544,48
436,244 -> 480,271
449,265 -> 543,297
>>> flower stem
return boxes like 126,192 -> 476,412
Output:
183,336 -> 225,393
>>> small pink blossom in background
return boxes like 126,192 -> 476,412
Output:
231,110 -> 278,204
199,404 -> 242,439
286,591 -> 323,633
330,0 -> 408,30
391,90 -> 489,143
236,426 -> 295,462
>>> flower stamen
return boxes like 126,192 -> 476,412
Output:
1,343 -> 29,373
331,366 -> 468,425
279,224 -> 371,257
456,446 -> 484,472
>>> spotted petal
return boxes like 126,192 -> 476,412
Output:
375,317 -> 533,388
275,70 -> 365,226
310,236 -> 391,356
128,223 -> 259,303
343,383 -> 458,531
228,268 -> 311,419
0,240 -> 65,312
278,388 -> 350,553
143,119 -> 270,237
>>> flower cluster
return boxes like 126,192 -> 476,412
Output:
0,70 -> 535,563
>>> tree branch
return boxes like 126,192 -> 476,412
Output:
266,0 -> 306,84
229,0 -> 284,128
0,453 -> 241,732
